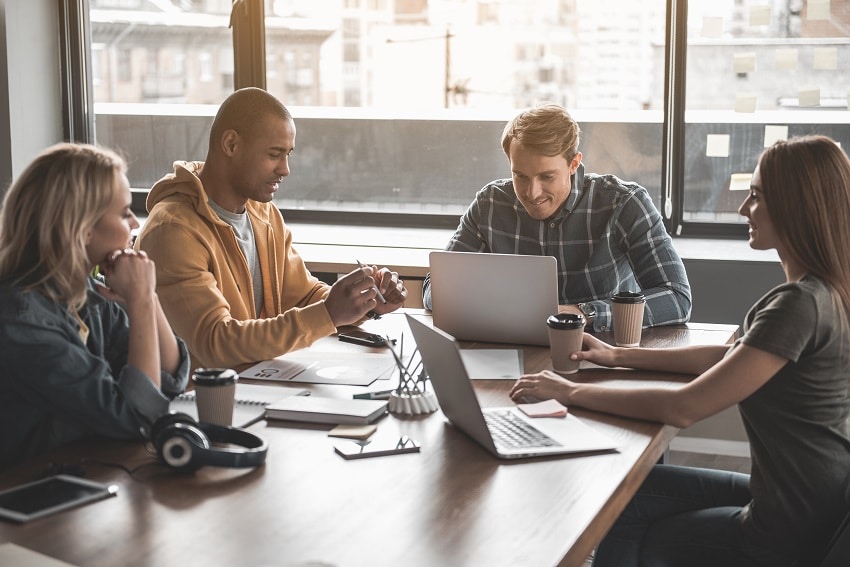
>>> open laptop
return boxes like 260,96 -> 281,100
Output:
406,314 -> 618,459
429,251 -> 558,346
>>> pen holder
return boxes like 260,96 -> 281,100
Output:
388,388 -> 439,416
385,341 -> 439,416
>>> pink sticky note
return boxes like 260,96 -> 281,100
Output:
517,399 -> 568,418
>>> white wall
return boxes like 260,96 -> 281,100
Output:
0,0 -> 64,194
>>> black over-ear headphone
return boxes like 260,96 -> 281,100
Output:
151,412 -> 269,473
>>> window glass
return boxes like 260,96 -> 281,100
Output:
684,0 -> 850,225
266,0 -> 667,218
90,0 -> 669,223
89,0 -> 233,192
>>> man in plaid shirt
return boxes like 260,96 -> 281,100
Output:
423,103 -> 691,332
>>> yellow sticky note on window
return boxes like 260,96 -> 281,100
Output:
808,0 -> 830,20
701,16 -> 724,38
750,6 -> 771,26
813,47 -> 837,70
799,87 -> 821,107
735,93 -> 757,113
729,173 -> 753,191
734,53 -> 756,74
775,49 -> 798,71
706,134 -> 730,158
763,125 -> 789,147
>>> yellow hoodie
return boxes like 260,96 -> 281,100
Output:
136,161 -> 336,373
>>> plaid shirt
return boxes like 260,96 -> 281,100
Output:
424,164 -> 691,331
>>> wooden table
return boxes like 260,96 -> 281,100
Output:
0,313 -> 738,567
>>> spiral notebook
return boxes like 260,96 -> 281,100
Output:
170,383 -> 309,427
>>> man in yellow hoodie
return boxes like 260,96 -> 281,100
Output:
136,88 -> 407,372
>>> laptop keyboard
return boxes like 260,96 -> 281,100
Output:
484,410 -> 561,450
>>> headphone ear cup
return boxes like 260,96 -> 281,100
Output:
152,412 -> 210,473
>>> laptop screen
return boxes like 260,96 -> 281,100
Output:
429,251 -> 559,346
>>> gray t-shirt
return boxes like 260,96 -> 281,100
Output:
208,200 -> 264,318
737,274 -> 850,561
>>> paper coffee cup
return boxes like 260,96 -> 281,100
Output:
547,313 -> 585,374
612,292 -> 645,347
193,368 -> 238,426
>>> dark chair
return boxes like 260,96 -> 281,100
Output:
818,509 -> 850,567
817,480 -> 850,567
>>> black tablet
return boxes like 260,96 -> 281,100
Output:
0,474 -> 118,524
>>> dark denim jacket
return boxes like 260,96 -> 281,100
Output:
0,277 -> 189,467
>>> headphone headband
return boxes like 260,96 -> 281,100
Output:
152,412 -> 268,472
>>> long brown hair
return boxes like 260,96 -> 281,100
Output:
758,135 -> 850,316
0,143 -> 126,310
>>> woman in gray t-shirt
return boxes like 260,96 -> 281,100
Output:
510,135 -> 850,567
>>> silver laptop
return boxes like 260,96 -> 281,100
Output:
429,251 -> 558,346
406,315 -> 618,459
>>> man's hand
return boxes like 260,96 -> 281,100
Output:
325,265 -> 408,326
369,267 -> 407,316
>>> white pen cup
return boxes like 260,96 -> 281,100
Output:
612,291 -> 646,347
547,313 -> 585,374
193,368 -> 239,426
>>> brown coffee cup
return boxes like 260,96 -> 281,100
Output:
612,291 -> 645,347
193,368 -> 238,426
547,313 -> 585,374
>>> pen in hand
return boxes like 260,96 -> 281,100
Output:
356,259 -> 388,304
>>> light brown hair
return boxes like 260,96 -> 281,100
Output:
501,103 -> 581,161
0,143 -> 127,310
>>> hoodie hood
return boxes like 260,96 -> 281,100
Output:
147,160 -> 208,213
146,160 -> 273,225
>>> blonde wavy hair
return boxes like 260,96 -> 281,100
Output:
758,135 -> 850,317
501,102 -> 581,162
0,143 -> 127,311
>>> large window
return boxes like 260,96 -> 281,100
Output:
682,0 -> 850,234
86,0 -> 850,237
264,0 -> 666,222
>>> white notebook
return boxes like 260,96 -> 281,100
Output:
265,396 -> 388,425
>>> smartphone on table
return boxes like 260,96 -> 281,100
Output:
337,330 -> 393,348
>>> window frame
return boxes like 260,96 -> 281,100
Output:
67,0 -> 843,240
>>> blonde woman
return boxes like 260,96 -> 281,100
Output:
511,135 -> 850,566
0,143 -> 189,467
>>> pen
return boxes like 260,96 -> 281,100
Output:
353,389 -> 393,400
356,259 -> 387,304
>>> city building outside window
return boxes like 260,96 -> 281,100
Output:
87,0 -> 850,237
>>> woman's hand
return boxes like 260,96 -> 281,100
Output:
96,249 -> 156,307
571,332 -> 620,368
509,370 -> 575,406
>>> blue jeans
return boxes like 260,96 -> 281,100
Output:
592,464 -> 776,567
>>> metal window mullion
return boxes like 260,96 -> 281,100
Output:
58,0 -> 95,143
661,0 -> 687,235
230,0 -> 266,90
